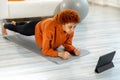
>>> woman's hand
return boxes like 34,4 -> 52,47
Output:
58,51 -> 70,59
73,48 -> 80,56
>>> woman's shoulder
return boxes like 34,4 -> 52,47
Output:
44,18 -> 57,29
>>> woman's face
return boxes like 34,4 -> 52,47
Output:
62,23 -> 77,34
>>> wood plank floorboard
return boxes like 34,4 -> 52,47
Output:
0,4 -> 120,80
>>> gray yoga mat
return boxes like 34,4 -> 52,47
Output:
5,33 -> 90,64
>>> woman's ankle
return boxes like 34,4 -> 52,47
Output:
11,21 -> 16,25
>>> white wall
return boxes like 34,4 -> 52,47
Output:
0,0 -> 8,19
107,0 -> 120,8
88,0 -> 120,8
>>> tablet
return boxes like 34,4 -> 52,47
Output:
95,51 -> 116,73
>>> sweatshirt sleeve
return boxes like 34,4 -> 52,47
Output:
42,30 -> 58,57
63,32 -> 76,53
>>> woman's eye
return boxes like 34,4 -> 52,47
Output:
69,26 -> 72,29
74,26 -> 76,28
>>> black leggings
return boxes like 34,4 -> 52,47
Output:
4,20 -> 39,36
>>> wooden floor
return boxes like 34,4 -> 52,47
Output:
0,4 -> 120,80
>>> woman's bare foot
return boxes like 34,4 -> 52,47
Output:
11,21 -> 16,25
2,23 -> 8,36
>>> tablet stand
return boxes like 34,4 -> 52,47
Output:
95,62 -> 114,73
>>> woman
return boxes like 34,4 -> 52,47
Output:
2,9 -> 81,59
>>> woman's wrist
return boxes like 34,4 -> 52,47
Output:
58,52 -> 62,57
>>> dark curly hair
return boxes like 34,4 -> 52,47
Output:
54,9 -> 80,24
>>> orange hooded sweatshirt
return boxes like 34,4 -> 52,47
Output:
35,18 -> 76,57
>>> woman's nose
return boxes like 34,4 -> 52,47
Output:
71,28 -> 74,32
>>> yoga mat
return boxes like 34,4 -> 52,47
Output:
5,33 -> 90,64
